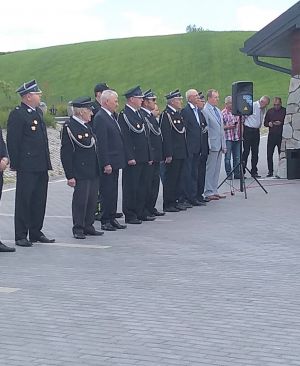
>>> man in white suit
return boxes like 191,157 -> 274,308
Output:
202,89 -> 226,201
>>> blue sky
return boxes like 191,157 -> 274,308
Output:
0,0 -> 297,51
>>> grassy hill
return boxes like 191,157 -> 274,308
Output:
0,31 -> 291,126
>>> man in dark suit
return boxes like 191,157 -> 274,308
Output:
195,93 -> 210,203
92,90 -> 127,231
140,89 -> 165,217
160,90 -> 188,212
118,86 -> 154,224
180,89 -> 206,207
0,128 -> 15,252
6,80 -> 55,247
61,97 -> 104,239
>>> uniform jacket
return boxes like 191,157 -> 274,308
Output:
159,106 -> 188,160
140,108 -> 163,162
60,117 -> 99,180
118,105 -> 152,163
6,103 -> 52,172
202,103 -> 226,152
92,107 -> 126,170
181,103 -> 201,156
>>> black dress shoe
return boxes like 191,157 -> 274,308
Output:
101,223 -> 117,231
110,219 -> 127,229
0,242 -> 16,252
115,212 -> 123,219
31,235 -> 55,243
190,199 -> 202,206
125,218 -> 143,224
15,238 -> 32,247
84,229 -> 104,236
266,172 -> 273,177
251,173 -> 261,178
153,209 -> 165,216
175,203 -> 187,211
138,216 -> 156,222
73,232 -> 86,239
163,206 -> 180,213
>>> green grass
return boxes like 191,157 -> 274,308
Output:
0,31 -> 291,127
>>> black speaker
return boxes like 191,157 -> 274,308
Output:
232,81 -> 253,115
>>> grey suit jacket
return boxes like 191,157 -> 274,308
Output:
202,103 -> 226,152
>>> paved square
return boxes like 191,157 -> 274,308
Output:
1,156 -> 300,365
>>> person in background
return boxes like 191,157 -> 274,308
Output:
202,89 -> 226,201
60,97 -> 104,239
195,93 -> 209,203
242,95 -> 270,178
92,90 -> 127,231
264,97 -> 286,177
140,89 -> 165,217
0,128 -> 15,252
7,79 -> 55,247
222,96 -> 241,179
160,89 -> 188,212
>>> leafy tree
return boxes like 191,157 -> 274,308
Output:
186,24 -> 206,32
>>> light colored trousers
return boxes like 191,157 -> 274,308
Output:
204,150 -> 222,197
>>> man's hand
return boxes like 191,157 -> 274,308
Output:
104,165 -> 112,174
128,159 -> 136,166
67,178 -> 76,187
165,156 -> 172,164
0,158 -> 9,172
273,120 -> 282,126
268,122 -> 273,127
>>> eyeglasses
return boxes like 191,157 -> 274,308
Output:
274,103 -> 281,106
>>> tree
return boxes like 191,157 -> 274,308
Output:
0,80 -> 13,101
186,24 -> 206,33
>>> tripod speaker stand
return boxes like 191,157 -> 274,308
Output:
218,81 -> 268,199
218,115 -> 268,199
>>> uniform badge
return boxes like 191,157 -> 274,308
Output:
33,120 -> 38,125
137,124 -> 140,128
78,134 -> 83,139
27,108 -> 32,113
84,133 -> 89,138
177,120 -> 181,124
31,126 -> 36,131
174,120 -> 177,124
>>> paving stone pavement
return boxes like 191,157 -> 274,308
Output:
1,138 -> 300,365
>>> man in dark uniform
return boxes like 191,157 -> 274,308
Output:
0,128 -> 15,252
118,86 -> 154,224
180,89 -> 205,207
91,82 -> 110,119
196,93 -> 210,203
60,97 -> 104,239
160,89 -> 188,212
140,89 -> 165,217
92,90 -> 127,231
6,80 -> 55,247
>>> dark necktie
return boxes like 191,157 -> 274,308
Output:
213,106 -> 221,124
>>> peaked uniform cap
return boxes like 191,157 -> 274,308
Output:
123,85 -> 144,98
165,89 -> 182,100
94,82 -> 110,93
143,89 -> 157,99
16,79 -> 42,96
71,97 -> 93,108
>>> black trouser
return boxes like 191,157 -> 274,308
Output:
100,169 -> 119,224
72,177 -> 98,234
145,162 -> 161,215
15,171 -> 49,241
163,158 -> 184,209
242,126 -> 260,175
180,153 -> 200,202
267,133 -> 282,174
122,162 -> 149,221
197,153 -> 208,200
